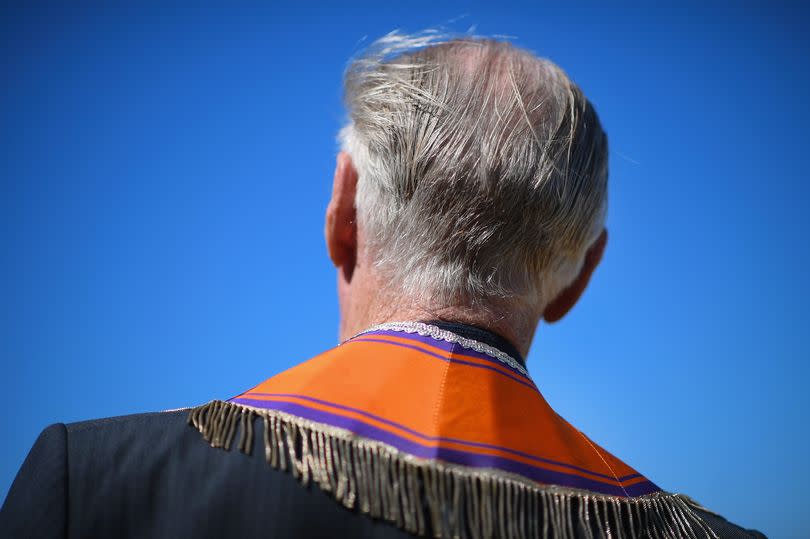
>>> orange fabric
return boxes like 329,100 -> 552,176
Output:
231,331 -> 657,496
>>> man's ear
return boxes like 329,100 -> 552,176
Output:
325,151 -> 358,280
542,229 -> 607,323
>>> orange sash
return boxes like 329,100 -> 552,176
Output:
229,323 -> 657,498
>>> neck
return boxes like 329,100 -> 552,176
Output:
339,290 -> 541,359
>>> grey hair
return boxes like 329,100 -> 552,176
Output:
340,32 -> 608,310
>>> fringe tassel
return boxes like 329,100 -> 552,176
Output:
188,400 -> 718,539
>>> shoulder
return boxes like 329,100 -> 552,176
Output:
47,409 -> 233,537
0,424 -> 68,538
64,408 -> 191,451
685,499 -> 768,539
64,409 -> 194,481
62,408 -> 209,496
66,407 -> 189,437
60,407 -> 413,538
559,422 -> 766,537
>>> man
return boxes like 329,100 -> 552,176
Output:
1,34 -> 764,538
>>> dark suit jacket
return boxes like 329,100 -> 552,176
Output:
1,409 -> 766,538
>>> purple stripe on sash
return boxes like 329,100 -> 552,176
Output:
231,397 -> 659,498
348,337 -> 539,393
242,391 -> 641,483
358,329 -> 531,379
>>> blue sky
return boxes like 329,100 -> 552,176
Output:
1,2 -> 808,537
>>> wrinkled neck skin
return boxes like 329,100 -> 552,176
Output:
336,241 -> 542,359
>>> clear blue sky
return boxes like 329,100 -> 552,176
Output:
1,2 -> 808,537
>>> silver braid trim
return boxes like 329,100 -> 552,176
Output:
354,321 -> 529,377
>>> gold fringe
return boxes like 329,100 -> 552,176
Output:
188,400 -> 718,539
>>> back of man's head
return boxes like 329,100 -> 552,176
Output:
340,33 -> 608,313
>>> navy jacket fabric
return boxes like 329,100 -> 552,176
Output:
1,409 -> 768,539
1,410 -> 419,539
